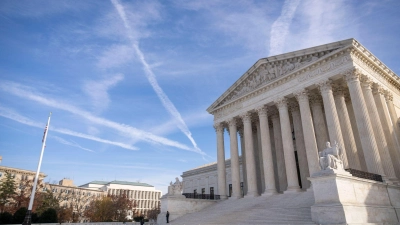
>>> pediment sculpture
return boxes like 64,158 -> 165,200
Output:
168,177 -> 183,196
319,141 -> 344,170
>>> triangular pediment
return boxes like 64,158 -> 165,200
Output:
207,38 -> 355,113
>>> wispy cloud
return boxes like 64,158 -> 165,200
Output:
83,73 -> 124,112
0,105 -> 137,150
51,136 -> 95,152
269,0 -> 301,56
110,0 -> 205,155
0,81 -> 197,153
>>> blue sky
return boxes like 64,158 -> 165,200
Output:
0,0 -> 399,195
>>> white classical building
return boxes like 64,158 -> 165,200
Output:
160,39 -> 400,224
205,38 -> 400,199
80,180 -> 162,217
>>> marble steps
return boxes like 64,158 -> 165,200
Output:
169,191 -> 315,225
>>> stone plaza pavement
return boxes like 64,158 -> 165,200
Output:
169,190 -> 315,225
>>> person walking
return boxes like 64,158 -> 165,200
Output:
166,211 -> 170,223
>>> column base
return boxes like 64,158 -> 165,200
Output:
283,186 -> 302,194
261,189 -> 278,196
219,195 -> 228,200
244,191 -> 260,198
228,195 -> 241,200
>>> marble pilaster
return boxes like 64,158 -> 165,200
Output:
275,97 -> 301,192
227,118 -> 241,198
318,79 -> 348,168
256,106 -> 278,195
343,68 -> 384,176
240,112 -> 259,197
214,122 -> 227,199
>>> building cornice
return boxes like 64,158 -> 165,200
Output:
208,39 -> 400,121
0,166 -> 46,178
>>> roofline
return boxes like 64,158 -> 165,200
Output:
206,38 -> 355,113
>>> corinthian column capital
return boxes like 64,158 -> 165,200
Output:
213,123 -> 224,133
227,118 -> 237,127
240,112 -> 252,123
288,101 -> 300,112
343,67 -> 363,83
274,97 -> 288,110
384,91 -> 393,102
255,106 -> 268,117
360,75 -> 373,89
332,83 -> 345,97
294,89 -> 309,102
309,93 -> 323,105
372,83 -> 385,95
317,79 -> 333,93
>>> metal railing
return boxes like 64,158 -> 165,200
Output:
182,193 -> 220,200
345,168 -> 383,182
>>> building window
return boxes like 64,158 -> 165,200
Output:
201,188 -> 205,195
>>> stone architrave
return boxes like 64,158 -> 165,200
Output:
275,97 -> 301,192
372,84 -> 400,179
214,123 -> 227,199
332,84 -> 362,170
255,106 -> 278,195
317,80 -> 349,169
240,112 -> 259,197
271,112 -> 288,193
343,68 -> 384,176
361,76 -> 397,183
309,94 -> 329,152
227,118 -> 241,199
295,90 -> 321,177
289,101 -> 310,189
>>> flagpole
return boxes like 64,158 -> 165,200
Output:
22,112 -> 52,225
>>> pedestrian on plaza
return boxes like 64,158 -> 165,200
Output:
140,218 -> 144,225
166,211 -> 170,223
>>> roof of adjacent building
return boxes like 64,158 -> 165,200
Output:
80,180 -> 153,187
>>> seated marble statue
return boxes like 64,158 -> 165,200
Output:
168,177 -> 183,196
319,141 -> 344,170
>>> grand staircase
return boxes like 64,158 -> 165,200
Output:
170,190 -> 316,225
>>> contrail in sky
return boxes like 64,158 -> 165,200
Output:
110,0 -> 204,155
269,0 -> 301,56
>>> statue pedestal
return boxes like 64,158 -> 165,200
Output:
309,170 -> 400,224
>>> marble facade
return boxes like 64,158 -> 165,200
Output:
206,38 -> 400,199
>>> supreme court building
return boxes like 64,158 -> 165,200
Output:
200,38 -> 400,200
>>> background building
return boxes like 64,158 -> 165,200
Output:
80,180 -> 162,218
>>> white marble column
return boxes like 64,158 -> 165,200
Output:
372,84 -> 400,179
255,122 -> 265,193
345,93 -> 367,171
343,68 -> 384,176
384,91 -> 400,147
318,79 -> 348,168
275,97 -> 301,192
256,106 -> 278,195
294,90 -> 321,177
309,94 -> 330,152
238,128 -> 248,195
361,77 -> 397,182
240,112 -> 259,197
271,112 -> 288,193
333,84 -> 362,170
289,101 -> 310,189
214,122 -> 227,199
228,118 -> 241,199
